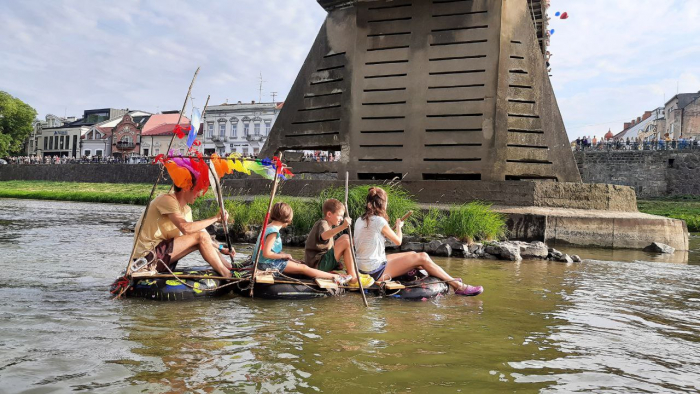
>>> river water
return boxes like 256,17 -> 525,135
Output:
0,199 -> 699,393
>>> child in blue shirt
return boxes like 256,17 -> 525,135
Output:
254,202 -> 351,283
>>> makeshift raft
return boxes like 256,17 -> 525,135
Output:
113,266 -> 450,301
232,269 -> 449,301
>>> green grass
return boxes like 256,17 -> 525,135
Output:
638,199 -> 700,232
1,180 -> 508,239
433,202 -> 507,242
0,180 -> 171,205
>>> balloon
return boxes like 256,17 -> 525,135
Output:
549,29 -> 555,35
560,12 -> 568,19
555,11 -> 561,17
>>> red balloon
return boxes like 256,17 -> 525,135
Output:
560,12 -> 569,19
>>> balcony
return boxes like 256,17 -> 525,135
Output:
116,141 -> 135,150
246,134 -> 263,142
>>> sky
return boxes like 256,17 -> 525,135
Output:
1,0 -> 699,140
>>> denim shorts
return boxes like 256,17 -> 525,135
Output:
361,262 -> 387,281
259,259 -> 288,274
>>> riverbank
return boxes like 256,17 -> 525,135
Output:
0,180 -> 170,205
638,197 -> 700,231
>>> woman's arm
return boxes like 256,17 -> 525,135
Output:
381,219 -> 403,246
262,233 -> 292,260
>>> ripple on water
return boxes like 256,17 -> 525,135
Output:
1,199 -> 699,393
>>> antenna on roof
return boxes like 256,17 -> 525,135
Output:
258,72 -> 266,103
271,91 -> 278,103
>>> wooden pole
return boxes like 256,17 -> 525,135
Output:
345,172 -> 369,307
208,157 -> 235,266
249,152 -> 284,298
120,67 -> 200,290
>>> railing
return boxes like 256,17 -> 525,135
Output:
246,134 -> 263,142
116,141 -> 135,149
574,140 -> 700,152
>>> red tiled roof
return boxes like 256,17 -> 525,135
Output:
141,114 -> 191,136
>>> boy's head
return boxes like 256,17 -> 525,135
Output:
270,202 -> 293,225
323,199 -> 345,225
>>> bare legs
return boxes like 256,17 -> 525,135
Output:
170,231 -> 232,278
383,252 -> 464,291
283,261 -> 340,280
333,234 -> 361,284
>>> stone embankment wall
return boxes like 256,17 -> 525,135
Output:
574,150 -> 700,198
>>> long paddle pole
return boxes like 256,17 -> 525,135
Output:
249,152 -> 284,298
115,67 -> 200,299
345,172 -> 369,307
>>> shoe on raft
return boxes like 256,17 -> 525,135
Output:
454,284 -> 484,297
334,275 -> 353,285
347,274 -> 375,290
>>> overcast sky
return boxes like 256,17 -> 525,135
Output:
1,0 -> 698,140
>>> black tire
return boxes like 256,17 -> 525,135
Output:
119,266 -> 232,301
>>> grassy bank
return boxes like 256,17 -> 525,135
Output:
0,180 -> 507,240
0,180 -> 171,205
192,184 -> 506,241
638,196 -> 700,232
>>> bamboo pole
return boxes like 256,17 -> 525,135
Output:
345,172 -> 369,307
114,68 -> 200,299
249,152 -> 284,298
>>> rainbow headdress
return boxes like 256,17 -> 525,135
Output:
153,151 -> 211,194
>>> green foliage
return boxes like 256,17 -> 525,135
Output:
441,202 -> 507,242
638,199 -> 700,232
414,207 -> 444,236
0,92 -> 38,156
318,184 -> 419,232
0,180 -> 169,204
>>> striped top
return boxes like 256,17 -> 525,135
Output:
353,215 -> 388,272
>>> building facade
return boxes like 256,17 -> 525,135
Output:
34,108 -> 127,158
84,111 -> 151,157
665,92 -> 700,139
201,101 -> 282,156
140,113 -> 198,157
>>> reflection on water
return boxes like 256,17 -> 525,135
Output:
0,199 -> 699,393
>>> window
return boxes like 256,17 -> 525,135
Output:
59,136 -> 64,150
243,123 -> 249,136
231,123 -> 237,138
254,123 -> 260,136
243,147 -> 249,156
219,123 -> 226,137
155,148 -> 160,155
207,123 -> 214,138
84,150 -> 91,156
96,150 -> 103,157
265,121 -> 272,135
44,138 -> 47,150
49,137 -> 54,150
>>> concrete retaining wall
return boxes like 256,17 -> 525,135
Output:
574,150 -> 700,198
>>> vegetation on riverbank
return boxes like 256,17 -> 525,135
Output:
0,180 -> 507,240
0,180 -> 171,205
638,196 -> 700,231
192,185 -> 507,241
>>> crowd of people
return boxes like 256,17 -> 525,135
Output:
3,155 -> 155,165
302,151 -> 340,162
574,136 -> 700,152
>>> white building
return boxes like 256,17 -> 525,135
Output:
26,114 -> 75,155
201,101 -> 282,156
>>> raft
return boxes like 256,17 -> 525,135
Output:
232,270 -> 449,301
116,266 -> 233,301
232,275 -> 344,300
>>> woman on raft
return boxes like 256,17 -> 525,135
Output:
353,187 -> 484,296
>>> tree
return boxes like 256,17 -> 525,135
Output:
0,91 -> 38,157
